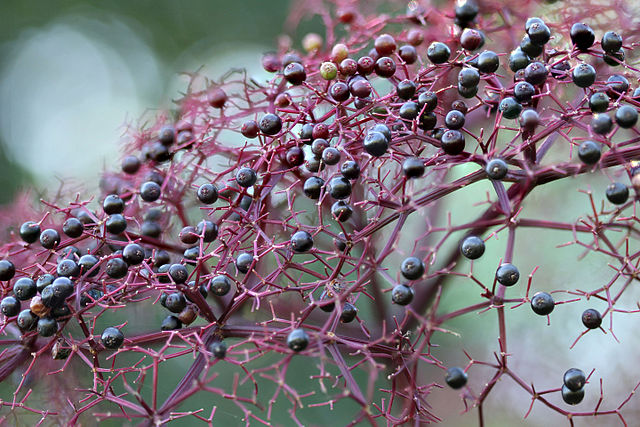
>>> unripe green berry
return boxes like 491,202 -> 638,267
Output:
320,62 -> 338,80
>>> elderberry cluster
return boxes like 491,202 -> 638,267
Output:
1,0 -> 640,425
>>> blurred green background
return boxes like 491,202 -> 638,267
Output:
0,0 -> 300,203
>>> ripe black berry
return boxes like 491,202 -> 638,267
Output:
519,109 -> 540,131
103,194 -> 124,215
417,91 -> 438,112
477,51 -> 499,73
340,302 -> 358,323
419,111 -> 438,129
562,385 -> 585,405
287,328 -> 309,352
349,77 -> 372,98
57,259 -> 80,277
615,105 -> 638,128
509,48 -> 530,72
62,217 -> 84,238
13,277 -> 36,301
399,101 -> 419,120
331,201 -> 353,222
398,45 -> 417,64
121,155 -> 141,174
441,130 -> 465,155
140,181 -> 162,202
106,214 -> 127,234
303,176 -> 324,199
363,131 -> 389,157
572,63 -> 596,88
101,327 -> 125,349
454,0 -> 478,24
37,317 -> 57,337
210,275 -> 231,296
141,221 -> 162,238
563,368 -> 586,391
1,296 -> 20,317
197,183 -> 219,204
458,68 -> 480,88
391,284 -> 414,305
165,292 -> 187,313
530,291 -> 555,315
401,257 -> 425,280
357,56 -> 375,75
196,220 -> 218,242
499,97 -> 523,119
19,221 -> 41,244
606,182 -> 629,205
258,113 -> 282,136
460,236 -> 485,259
236,167 -> 257,188
603,49 -> 625,66
0,259 -> 16,281
445,110 -> 465,130
161,315 -> 182,330
601,31 -> 623,53
577,140 -> 601,165
236,252 -> 253,274
78,254 -> 100,277
329,81 -> 350,102
36,274 -> 54,292
570,23 -> 595,51
106,258 -> 128,279
402,157 -> 425,178
40,228 -> 60,249
589,92 -> 609,113
311,138 -> 329,156
496,263 -> 520,287
527,21 -> 551,45
321,147 -> 341,165
123,243 -> 145,265
41,277 -> 74,308
285,146 -> 305,167
581,308 -> 602,329
16,309 -> 38,331
520,34 -> 544,58
524,62 -> 548,86
396,79 -> 417,100
427,42 -> 451,64
169,264 -> 189,284
209,340 -> 227,359
590,113 -> 613,135
328,177 -> 352,199
445,367 -> 468,389
291,230 -> 314,253
374,57 -> 396,78
513,81 -> 535,103
283,62 -> 306,85
305,157 -> 325,173
485,158 -> 508,180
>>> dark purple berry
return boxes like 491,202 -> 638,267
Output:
19,221 -> 41,244
40,229 -> 60,249
496,263 -> 519,286
530,292 -> 555,315
581,308 -> 602,329
101,327 -> 124,349
445,367 -> 468,389
460,236 -> 485,259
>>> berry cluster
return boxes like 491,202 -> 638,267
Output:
1,0 -> 640,424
